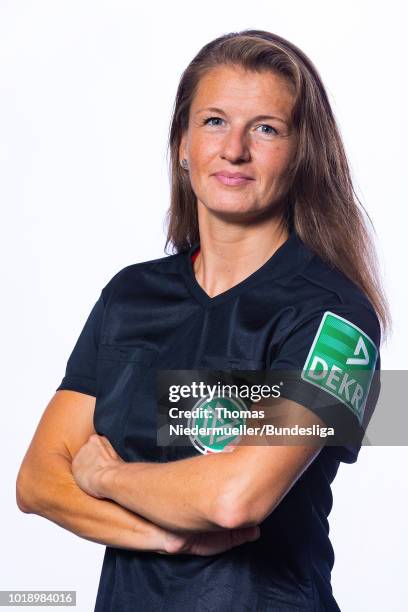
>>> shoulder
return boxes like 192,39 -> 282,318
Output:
300,250 -> 375,312
279,245 -> 381,351
99,251 -> 185,306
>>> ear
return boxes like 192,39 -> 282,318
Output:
178,132 -> 187,164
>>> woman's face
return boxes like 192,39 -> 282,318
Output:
179,64 -> 297,218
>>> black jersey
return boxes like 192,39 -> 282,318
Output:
56,230 -> 381,611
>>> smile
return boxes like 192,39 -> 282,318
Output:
213,175 -> 254,186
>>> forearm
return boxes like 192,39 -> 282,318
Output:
16,452 -> 169,552
99,453 -> 244,533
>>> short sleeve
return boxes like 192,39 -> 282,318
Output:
268,302 -> 381,464
55,266 -> 126,397
55,293 -> 105,397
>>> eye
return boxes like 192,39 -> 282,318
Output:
202,117 -> 280,136
203,116 -> 225,127
255,124 -> 279,135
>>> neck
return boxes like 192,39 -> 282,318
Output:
192,214 -> 289,299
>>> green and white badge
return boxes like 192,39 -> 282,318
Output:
301,311 -> 378,423
188,395 -> 246,455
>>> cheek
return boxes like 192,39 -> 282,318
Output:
189,134 -> 219,163
258,144 -> 294,181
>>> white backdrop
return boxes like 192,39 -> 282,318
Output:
1,1 -> 407,610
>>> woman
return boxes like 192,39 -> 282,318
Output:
16,29 -> 390,611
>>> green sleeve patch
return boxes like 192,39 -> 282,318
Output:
301,311 -> 378,423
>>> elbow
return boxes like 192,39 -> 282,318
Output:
16,452 -> 74,518
212,488 -> 260,531
16,464 -> 45,515
16,469 -> 34,514
212,475 -> 277,529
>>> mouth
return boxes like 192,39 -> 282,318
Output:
212,174 -> 254,186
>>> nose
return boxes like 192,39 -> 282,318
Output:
220,126 -> 250,164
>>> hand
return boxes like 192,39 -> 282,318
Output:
223,441 -> 238,453
159,524 -> 261,557
71,434 -> 124,498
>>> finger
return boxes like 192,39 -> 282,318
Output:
223,444 -> 236,453
100,436 -> 120,458
232,525 -> 260,545
99,435 -> 112,447
244,525 -> 260,541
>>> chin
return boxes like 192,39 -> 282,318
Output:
207,202 -> 261,219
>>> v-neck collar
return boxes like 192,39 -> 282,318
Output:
182,230 -> 310,308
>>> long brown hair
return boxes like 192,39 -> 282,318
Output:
164,29 -> 391,342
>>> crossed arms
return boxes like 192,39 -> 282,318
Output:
71,395 -> 325,532
16,390 -> 324,553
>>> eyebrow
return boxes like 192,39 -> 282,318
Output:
195,106 -> 289,126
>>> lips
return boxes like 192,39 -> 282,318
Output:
213,172 -> 254,186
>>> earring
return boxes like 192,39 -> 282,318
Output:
181,158 -> 189,170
